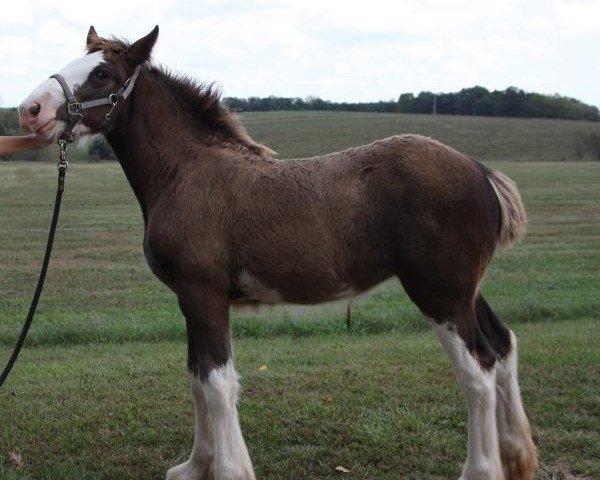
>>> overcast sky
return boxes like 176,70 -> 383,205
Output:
1,0 -> 599,108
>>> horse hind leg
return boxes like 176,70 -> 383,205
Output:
475,295 -> 538,480
429,308 -> 504,480
496,334 -> 538,480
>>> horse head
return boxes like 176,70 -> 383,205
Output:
19,26 -> 158,142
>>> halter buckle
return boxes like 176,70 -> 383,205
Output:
105,94 -> 120,120
67,101 -> 82,116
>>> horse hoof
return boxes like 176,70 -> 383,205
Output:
214,467 -> 256,480
166,460 -> 215,480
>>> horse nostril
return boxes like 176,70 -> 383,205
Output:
28,103 -> 41,117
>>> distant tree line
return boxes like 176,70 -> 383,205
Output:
224,86 -> 599,122
2,84 -> 599,162
224,95 -> 400,114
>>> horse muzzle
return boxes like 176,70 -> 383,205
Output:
18,85 -> 64,139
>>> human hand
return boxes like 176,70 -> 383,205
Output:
0,134 -> 53,156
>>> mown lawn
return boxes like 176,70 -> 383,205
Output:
21,111 -> 600,163
0,111 -> 599,479
241,111 -> 600,162
1,319 -> 598,480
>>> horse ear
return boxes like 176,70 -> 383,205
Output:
87,26 -> 98,46
128,26 -> 159,65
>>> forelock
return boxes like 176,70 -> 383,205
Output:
86,36 -> 129,58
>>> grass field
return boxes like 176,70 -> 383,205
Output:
1,320 -> 598,480
241,111 -> 600,162
23,110 -> 600,163
1,111 -> 599,479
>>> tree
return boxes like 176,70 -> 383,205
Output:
412,92 -> 435,113
0,108 -> 20,136
89,137 -> 116,161
208,90 -> 599,121
304,96 -> 330,110
397,93 -> 415,113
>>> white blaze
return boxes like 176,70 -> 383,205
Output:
20,51 -> 105,139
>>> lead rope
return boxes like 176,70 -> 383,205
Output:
0,140 -> 69,387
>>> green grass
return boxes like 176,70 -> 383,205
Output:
242,111 -> 600,161
0,159 -> 598,347
0,111 -> 599,479
17,110 -> 600,163
1,320 -> 598,480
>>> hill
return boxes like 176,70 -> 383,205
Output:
241,111 -> 600,161
2,109 -> 599,162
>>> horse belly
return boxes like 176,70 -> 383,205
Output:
236,270 -> 286,304
232,269 -> 364,306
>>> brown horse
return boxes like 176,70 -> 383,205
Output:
19,27 -> 537,480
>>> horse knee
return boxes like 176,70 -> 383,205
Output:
177,287 -> 232,380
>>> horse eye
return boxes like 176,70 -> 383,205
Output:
94,69 -> 109,80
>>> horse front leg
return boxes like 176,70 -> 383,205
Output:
166,284 -> 255,480
167,374 -> 215,480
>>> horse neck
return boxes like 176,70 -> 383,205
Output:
105,72 -> 217,221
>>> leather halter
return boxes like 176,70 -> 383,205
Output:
50,65 -> 141,141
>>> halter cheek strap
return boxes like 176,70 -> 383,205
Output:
50,65 -> 141,141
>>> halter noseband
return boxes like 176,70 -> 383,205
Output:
50,65 -> 141,141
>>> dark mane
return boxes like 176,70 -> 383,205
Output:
149,67 -> 275,156
88,37 -> 274,157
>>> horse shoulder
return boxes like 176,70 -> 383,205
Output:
142,176 -> 230,286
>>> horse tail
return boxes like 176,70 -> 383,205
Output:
486,169 -> 527,248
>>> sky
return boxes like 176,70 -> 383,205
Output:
1,0 -> 599,109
